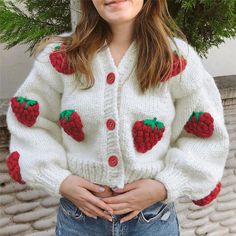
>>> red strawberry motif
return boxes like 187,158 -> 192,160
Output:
161,51 -> 187,82
184,111 -> 214,138
11,96 -> 39,127
6,151 -> 25,184
193,182 -> 221,206
49,44 -> 75,75
132,117 -> 165,153
59,109 -> 84,142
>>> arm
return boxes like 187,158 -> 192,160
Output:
6,44 -> 72,198
155,43 -> 230,205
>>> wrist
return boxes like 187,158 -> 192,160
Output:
152,179 -> 167,202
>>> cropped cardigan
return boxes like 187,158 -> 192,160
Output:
6,35 -> 229,206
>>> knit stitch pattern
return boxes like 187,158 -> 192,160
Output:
132,117 -> 165,153
59,109 -> 85,142
49,44 -> 75,75
161,50 -> 187,82
6,35 -> 229,203
184,111 -> 214,138
6,151 -> 25,184
11,96 -> 39,127
192,182 -> 221,206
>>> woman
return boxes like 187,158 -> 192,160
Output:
6,0 -> 229,235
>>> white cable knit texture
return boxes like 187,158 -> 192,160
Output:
6,36 -> 229,202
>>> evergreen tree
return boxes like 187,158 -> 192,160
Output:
0,0 -> 71,52
0,0 -> 235,56
168,0 -> 236,56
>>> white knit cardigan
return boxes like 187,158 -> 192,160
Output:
6,36 -> 229,205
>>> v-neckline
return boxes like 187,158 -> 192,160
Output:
97,39 -> 137,81
105,40 -> 136,73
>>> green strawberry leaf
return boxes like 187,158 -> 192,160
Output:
55,45 -> 61,50
144,117 -> 164,130
16,96 -> 26,104
60,109 -> 75,121
144,117 -> 157,130
156,121 -> 164,129
25,100 -> 37,109
190,111 -> 205,122
16,97 -> 37,109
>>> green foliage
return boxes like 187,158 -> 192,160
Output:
168,0 -> 236,57
0,0 -> 235,56
0,0 -> 71,52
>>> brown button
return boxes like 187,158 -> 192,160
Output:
107,72 -> 115,84
108,155 -> 118,167
106,119 -> 116,130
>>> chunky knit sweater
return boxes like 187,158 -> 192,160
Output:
6,36 -> 229,206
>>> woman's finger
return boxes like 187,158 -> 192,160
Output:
120,210 -> 140,223
112,207 -> 134,215
104,207 -> 133,216
74,186 -> 114,214
77,176 -> 107,194
105,203 -> 132,215
102,192 -> 128,204
71,189 -> 114,221
84,201 -> 113,222
112,182 -> 137,193
76,197 -> 113,221
79,207 -> 97,219
88,192 -> 114,213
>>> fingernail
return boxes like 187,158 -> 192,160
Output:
93,216 -> 97,219
109,217 -> 113,222
112,187 -> 123,192
112,187 -> 119,191
104,210 -> 113,215
99,186 -> 105,192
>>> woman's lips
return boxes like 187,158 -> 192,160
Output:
105,0 -> 127,7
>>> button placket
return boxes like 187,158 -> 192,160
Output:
106,118 -> 116,130
103,68 -> 125,186
107,72 -> 116,84
98,42 -> 136,187
108,155 -> 118,167
106,73 -> 116,131
105,72 -> 120,168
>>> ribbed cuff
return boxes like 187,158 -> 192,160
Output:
155,166 -> 189,203
31,165 -> 72,198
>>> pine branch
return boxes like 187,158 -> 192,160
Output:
167,0 -> 236,57
0,0 -> 235,56
0,0 -> 71,52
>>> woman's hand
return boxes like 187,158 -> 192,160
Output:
59,175 -> 114,221
101,179 -> 167,223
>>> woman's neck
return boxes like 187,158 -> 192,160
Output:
108,21 -> 134,67
109,20 -> 134,47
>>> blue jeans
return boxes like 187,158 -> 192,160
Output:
55,197 -> 180,236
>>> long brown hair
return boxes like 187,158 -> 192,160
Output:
35,0 -> 187,94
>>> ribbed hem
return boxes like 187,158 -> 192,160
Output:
68,155 -> 165,190
31,165 -> 72,198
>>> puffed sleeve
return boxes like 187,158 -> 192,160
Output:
155,40 -> 230,205
6,43 -> 73,198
